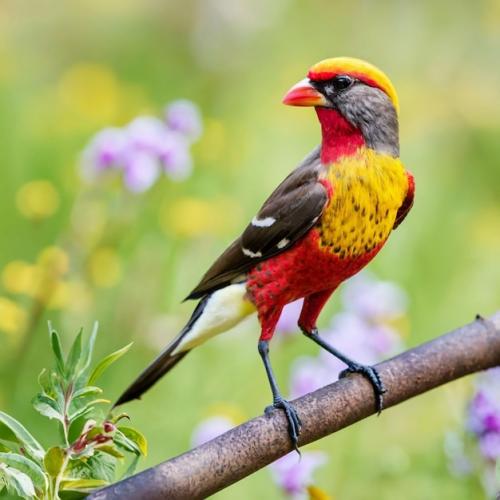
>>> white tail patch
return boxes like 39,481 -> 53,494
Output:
172,283 -> 256,354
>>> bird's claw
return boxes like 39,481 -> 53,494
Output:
264,398 -> 302,451
340,363 -> 386,414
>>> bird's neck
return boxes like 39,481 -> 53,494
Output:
316,107 -> 365,164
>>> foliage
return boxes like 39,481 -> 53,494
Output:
0,323 -> 146,499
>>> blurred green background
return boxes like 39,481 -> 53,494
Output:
1,0 -> 499,498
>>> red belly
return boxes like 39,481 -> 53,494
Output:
246,228 -> 384,316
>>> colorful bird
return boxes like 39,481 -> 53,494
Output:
115,57 -> 415,449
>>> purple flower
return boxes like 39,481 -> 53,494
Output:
81,127 -> 127,179
276,299 -> 303,336
80,100 -> 202,192
126,116 -> 168,154
478,432 -> 500,461
123,151 -> 161,193
158,132 -> 193,181
466,368 -> 500,462
165,100 -> 203,142
341,272 -> 407,321
191,416 -> 234,448
269,451 -> 327,497
289,356 -> 331,399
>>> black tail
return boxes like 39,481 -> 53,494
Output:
114,296 -> 209,407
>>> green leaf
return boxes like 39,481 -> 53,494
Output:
79,322 -> 99,376
65,329 -> 83,379
32,394 -> 63,422
0,452 -> 47,492
72,387 -> 102,399
0,464 -> 36,498
49,323 -> 65,376
68,400 -> 109,422
43,447 -> 65,478
66,453 -> 115,482
59,478 -> 107,491
95,445 -> 124,460
0,443 -> 10,453
0,411 -> 45,462
88,343 -> 133,385
117,427 -> 147,456
113,431 -> 140,456
37,369 -> 53,395
59,491 -> 87,500
122,454 -> 139,479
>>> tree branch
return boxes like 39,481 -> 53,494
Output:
89,312 -> 500,500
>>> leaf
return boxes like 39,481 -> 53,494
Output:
122,454 -> 139,479
109,413 -> 130,425
66,453 -> 115,482
59,491 -> 87,500
68,400 -> 109,422
72,387 -> 102,399
32,394 -> 63,422
44,447 -> 65,477
37,369 -> 53,395
79,322 -> 99,376
95,446 -> 124,460
0,443 -> 10,453
88,343 -> 133,385
0,465 -> 36,498
49,323 -> 65,376
59,478 -> 107,491
113,430 -> 139,455
65,329 -> 83,379
117,427 -> 147,456
0,452 -> 47,492
0,411 -> 45,462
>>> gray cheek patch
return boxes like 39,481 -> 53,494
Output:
335,85 -> 400,157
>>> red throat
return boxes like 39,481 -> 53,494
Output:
315,107 -> 365,164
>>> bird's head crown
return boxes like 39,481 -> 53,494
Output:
307,57 -> 399,113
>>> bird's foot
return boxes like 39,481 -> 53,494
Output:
265,397 -> 302,452
339,363 -> 386,414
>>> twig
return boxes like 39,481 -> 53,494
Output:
88,312 -> 500,500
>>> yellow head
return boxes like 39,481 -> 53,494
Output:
283,57 -> 399,114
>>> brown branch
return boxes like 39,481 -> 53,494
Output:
88,312 -> 500,500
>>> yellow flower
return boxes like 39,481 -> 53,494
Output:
2,261 -> 41,295
307,485 -> 332,500
37,246 -> 70,276
16,180 -> 60,221
88,247 -> 122,288
161,196 -> 241,238
46,279 -> 93,312
58,63 -> 120,125
0,297 -> 27,335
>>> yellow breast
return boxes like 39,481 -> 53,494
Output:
318,148 -> 408,258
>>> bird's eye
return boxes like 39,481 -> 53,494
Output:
332,75 -> 353,91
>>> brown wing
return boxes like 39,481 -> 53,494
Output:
393,171 -> 415,229
186,146 -> 328,300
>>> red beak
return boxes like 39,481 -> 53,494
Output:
282,78 -> 327,107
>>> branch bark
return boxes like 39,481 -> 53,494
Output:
89,312 -> 500,500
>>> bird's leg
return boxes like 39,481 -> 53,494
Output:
301,327 -> 386,413
258,340 -> 302,451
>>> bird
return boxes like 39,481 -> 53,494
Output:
115,57 -> 415,450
